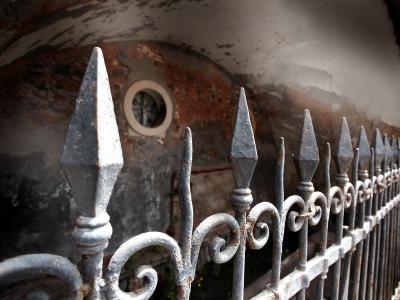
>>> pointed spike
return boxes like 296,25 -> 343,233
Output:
352,148 -> 360,184
384,134 -> 392,165
230,87 -> 258,188
369,148 -> 375,180
398,137 -> 400,165
293,109 -> 319,182
390,135 -> 399,164
179,127 -> 193,265
275,137 -> 285,213
323,142 -> 331,194
398,137 -> 400,155
333,117 -> 354,175
356,126 -> 371,171
182,127 -> 193,163
391,135 -> 398,165
372,128 -> 385,169
325,142 -> 331,163
61,47 -> 123,217
367,147 -> 375,216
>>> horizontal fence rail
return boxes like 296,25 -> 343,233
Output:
0,47 -> 400,300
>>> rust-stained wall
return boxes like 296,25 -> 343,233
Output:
0,40 -> 240,259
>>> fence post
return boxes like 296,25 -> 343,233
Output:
230,88 -> 258,300
391,136 -> 399,295
354,126 -> 371,300
369,128 -> 385,300
380,134 -> 392,299
293,109 -> 319,300
331,118 -> 354,300
61,47 -> 123,299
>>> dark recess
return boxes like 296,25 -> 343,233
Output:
385,0 -> 400,49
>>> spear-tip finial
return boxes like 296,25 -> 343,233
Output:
356,126 -> 370,171
384,133 -> 392,165
372,128 -> 385,169
61,47 -> 124,217
230,87 -> 258,189
333,117 -> 353,175
293,109 -> 319,182
391,136 -> 399,165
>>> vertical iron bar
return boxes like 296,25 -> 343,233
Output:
377,135 -> 391,299
349,149 -> 362,300
385,166 -> 391,300
365,148 -> 376,300
394,145 -> 399,296
373,194 -> 382,300
295,184 -> 312,300
389,136 -> 398,299
388,138 -> 397,299
339,147 -> 358,300
389,191 -> 395,298
271,137 -> 285,291
177,127 -> 193,299
371,129 -> 385,300
397,137 -> 400,287
396,198 -> 398,289
315,142 -> 332,300
359,143 -> 374,300
386,136 -> 393,300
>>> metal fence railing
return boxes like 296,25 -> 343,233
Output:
0,47 -> 400,300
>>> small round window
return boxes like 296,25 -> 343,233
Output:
124,80 -> 173,137
132,89 -> 166,128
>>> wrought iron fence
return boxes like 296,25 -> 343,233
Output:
0,47 -> 400,300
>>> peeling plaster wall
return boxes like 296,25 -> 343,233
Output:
1,0 -> 400,126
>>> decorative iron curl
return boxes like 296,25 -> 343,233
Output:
362,178 -> 373,203
343,181 -> 356,209
246,202 -> 280,250
355,180 -> 366,204
307,191 -> 328,226
375,174 -> 386,193
246,201 -> 282,291
105,232 -> 183,300
282,195 -> 306,233
190,213 -> 240,268
393,168 -> 399,182
329,186 -> 344,214
0,254 -> 83,299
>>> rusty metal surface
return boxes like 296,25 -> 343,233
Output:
1,46 -> 400,300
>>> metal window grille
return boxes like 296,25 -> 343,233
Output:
1,47 -> 400,300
